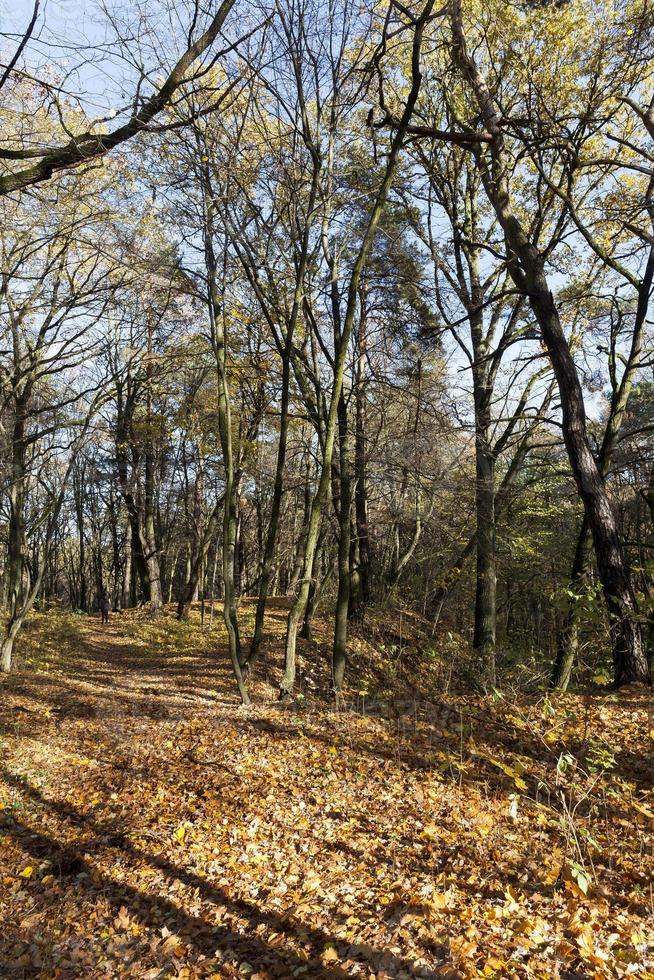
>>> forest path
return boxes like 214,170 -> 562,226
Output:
2,601 -> 293,726
0,610 -> 652,979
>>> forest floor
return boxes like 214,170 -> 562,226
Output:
0,602 -> 652,980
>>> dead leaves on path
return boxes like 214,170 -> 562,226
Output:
0,613 -> 653,978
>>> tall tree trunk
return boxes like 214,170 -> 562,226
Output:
74,465 -> 87,611
248,345 -> 292,668
279,1 -> 446,696
247,159 -> 320,669
131,518 -> 150,602
332,391 -> 353,700
526,272 -> 646,684
288,466 -> 312,593
143,446 -> 163,613
202,164 -> 249,705
451,1 -> 649,686
177,495 -> 223,620
236,493 -> 245,595
471,301 -> 497,686
550,249 -> 654,688
213,305 -> 247,701
6,404 -> 27,625
109,488 -> 122,609
473,447 -> 496,687
121,517 -> 133,609
2,524 -> 52,673
550,516 -> 591,690
301,520 -> 328,643
186,452 -> 204,602
2,408 -> 95,672
115,384 -> 151,605
352,287 -> 371,614
2,398 -> 27,663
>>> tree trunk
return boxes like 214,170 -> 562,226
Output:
529,280 -> 647,685
353,287 -> 371,614
74,465 -> 87,611
451,0 -> 649,686
202,165 -> 249,705
473,447 -> 496,687
144,449 -> 163,613
121,518 -> 132,609
470,296 -> 497,686
280,2 -> 460,696
109,489 -> 122,609
6,401 -> 27,623
183,453 -> 204,604
550,250 -> 654,687
0,632 -> 15,673
177,496 -> 223,620
249,347 -> 292,667
288,466 -> 312,594
550,517 -> 591,691
332,391 -> 353,700
132,519 -> 151,602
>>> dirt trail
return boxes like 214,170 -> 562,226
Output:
0,610 -> 652,979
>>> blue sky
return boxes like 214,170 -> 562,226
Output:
1,0 -> 125,113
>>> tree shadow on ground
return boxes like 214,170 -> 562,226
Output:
0,766 -> 446,979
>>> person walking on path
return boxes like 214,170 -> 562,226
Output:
100,589 -> 110,625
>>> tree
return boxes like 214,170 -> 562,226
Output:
0,0 -> 239,195
381,0 -> 650,686
0,177 -> 119,667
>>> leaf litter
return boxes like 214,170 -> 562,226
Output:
0,608 -> 652,979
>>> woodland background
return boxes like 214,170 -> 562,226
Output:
1,0 -> 654,697
0,1 -> 653,976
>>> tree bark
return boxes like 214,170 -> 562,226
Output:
248,345 -> 292,666
353,287 -> 371,613
202,165 -> 249,705
332,390 -> 353,700
6,400 -> 27,625
550,248 -> 654,688
470,292 -> 497,687
450,0 -> 649,686
279,11 -> 434,694
550,517 -> 591,691
473,447 -> 497,687
176,495 -> 224,621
